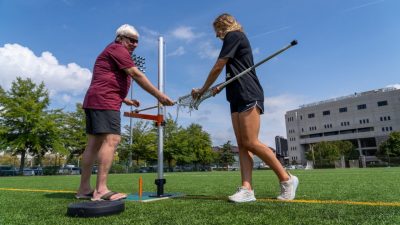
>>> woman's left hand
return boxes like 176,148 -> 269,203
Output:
211,86 -> 222,96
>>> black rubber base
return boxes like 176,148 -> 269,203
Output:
67,200 -> 125,217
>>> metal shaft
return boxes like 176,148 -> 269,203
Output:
156,36 -> 165,196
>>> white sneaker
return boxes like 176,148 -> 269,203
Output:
277,174 -> 299,200
228,187 -> 256,203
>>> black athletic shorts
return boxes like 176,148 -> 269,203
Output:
230,100 -> 264,115
85,109 -> 121,135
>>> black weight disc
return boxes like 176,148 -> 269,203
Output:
67,200 -> 125,217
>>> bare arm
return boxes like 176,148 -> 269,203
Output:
124,67 -> 174,106
198,58 -> 228,94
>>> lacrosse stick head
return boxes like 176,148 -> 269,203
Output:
176,88 -> 214,111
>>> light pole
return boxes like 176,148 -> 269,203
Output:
129,54 -> 146,169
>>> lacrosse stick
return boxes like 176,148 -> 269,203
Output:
132,40 -> 298,113
178,40 -> 298,111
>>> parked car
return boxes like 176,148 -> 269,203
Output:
295,165 -> 304,169
285,165 -> 296,170
138,167 -> 148,173
92,166 -> 98,174
31,166 -> 43,175
58,166 -> 81,175
0,165 -> 19,176
23,168 -> 35,176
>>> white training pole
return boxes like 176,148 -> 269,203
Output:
155,36 -> 166,196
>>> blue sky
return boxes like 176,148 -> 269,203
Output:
1,0 -> 399,146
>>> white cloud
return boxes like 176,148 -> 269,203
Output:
342,0 -> 385,12
139,26 -> 160,47
171,26 -> 197,42
252,47 -> 260,55
168,46 -> 185,57
386,83 -> 400,89
249,26 -> 291,40
259,94 -> 306,146
197,41 -> 219,59
0,43 -> 92,107
170,94 -> 306,147
62,94 -> 72,103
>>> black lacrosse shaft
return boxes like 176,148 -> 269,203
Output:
217,40 -> 298,90
133,40 -> 298,112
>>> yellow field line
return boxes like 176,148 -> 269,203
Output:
257,198 -> 400,207
182,195 -> 400,207
1,188 -> 400,207
0,187 -> 75,193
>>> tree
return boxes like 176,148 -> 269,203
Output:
163,116 -> 185,170
305,141 -> 339,167
305,140 -> 355,167
217,141 -> 236,169
184,123 -> 213,170
377,131 -> 400,163
0,77 -> 66,173
118,120 -> 157,166
60,103 -> 87,163
333,140 -> 355,159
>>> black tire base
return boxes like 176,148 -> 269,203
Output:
67,200 -> 125,217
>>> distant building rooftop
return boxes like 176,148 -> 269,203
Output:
299,87 -> 398,109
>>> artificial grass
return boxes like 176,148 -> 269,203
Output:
0,168 -> 399,225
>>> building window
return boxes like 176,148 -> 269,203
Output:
323,110 -> 330,116
339,107 -> 347,113
341,121 -> 350,126
308,113 -> 315,118
382,126 -> 393,132
357,104 -> 367,110
377,100 -> 388,107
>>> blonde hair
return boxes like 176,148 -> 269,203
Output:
213,13 -> 243,39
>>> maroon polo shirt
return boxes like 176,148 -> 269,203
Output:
83,42 -> 135,111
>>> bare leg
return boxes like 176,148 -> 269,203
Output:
231,112 -> 254,190
238,107 -> 289,182
92,134 -> 126,200
77,134 -> 103,195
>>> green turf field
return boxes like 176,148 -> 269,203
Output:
1,168 -> 399,225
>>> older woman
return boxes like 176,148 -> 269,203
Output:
77,24 -> 174,201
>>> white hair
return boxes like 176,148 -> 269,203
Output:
116,24 -> 139,39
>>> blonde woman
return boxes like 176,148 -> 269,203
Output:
192,13 -> 298,202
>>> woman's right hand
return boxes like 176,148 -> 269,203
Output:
191,88 -> 204,100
